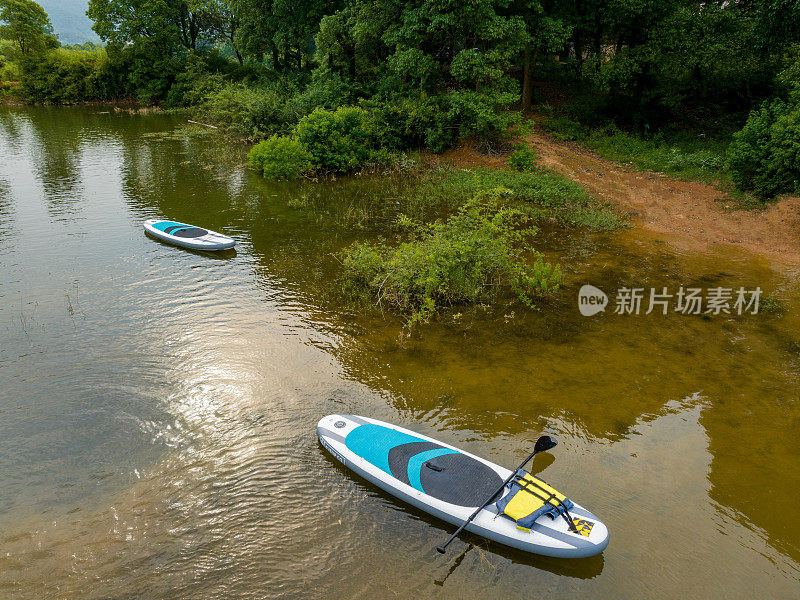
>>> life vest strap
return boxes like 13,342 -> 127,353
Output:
494,470 -> 578,533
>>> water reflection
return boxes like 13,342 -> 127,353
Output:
0,106 -> 798,599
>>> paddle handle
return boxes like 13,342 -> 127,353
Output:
435,447 -> 540,555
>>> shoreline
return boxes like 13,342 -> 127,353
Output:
5,97 -> 799,265
428,131 -> 800,266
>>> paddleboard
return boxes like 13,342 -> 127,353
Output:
143,219 -> 236,251
318,414 -> 609,558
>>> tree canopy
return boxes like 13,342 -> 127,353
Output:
0,0 -> 58,54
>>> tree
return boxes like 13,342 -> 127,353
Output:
0,0 -> 58,55
87,0 -> 214,52
232,0 -> 340,69
507,0 -> 569,110
204,0 -> 242,63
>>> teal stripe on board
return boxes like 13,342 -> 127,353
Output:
406,448 -> 458,492
344,423 -> 423,475
151,221 -> 185,232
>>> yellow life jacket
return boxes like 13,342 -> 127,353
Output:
495,469 -> 575,532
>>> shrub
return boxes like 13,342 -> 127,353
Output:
248,135 -> 312,180
541,116 -> 589,141
508,144 -> 537,172
200,82 -> 291,139
19,46 -> 114,103
444,88 -> 520,139
425,124 -> 454,154
360,94 -> 445,149
294,105 -> 390,173
0,39 -> 20,84
339,189 -> 563,326
727,99 -> 800,199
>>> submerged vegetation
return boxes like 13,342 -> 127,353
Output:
332,167 -> 618,326
340,189 -> 563,326
408,168 -> 624,230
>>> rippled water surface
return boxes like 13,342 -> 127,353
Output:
1,106 -> 799,599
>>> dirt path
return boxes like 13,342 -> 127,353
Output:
434,133 -> 800,264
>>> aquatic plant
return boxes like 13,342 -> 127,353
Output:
404,168 -> 625,230
339,188 -> 563,326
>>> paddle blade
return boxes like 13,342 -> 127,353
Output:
534,435 -> 557,454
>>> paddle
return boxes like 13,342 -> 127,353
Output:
435,435 -> 558,555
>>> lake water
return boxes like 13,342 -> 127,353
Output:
1,106 -> 799,599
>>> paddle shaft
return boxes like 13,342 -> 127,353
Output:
435,447 -> 540,554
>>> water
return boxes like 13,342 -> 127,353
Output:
1,106 -> 799,599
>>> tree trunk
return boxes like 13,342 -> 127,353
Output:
271,46 -> 281,71
521,45 -> 533,112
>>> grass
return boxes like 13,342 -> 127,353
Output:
541,116 -> 730,184
339,189 -> 564,327
335,167 -> 622,326
404,167 -> 626,230
539,114 -> 772,208
761,291 -> 786,315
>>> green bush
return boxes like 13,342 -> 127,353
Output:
339,189 -> 563,326
0,39 -> 20,84
541,116 -> 589,141
19,46 -> 114,103
294,105 -> 391,173
247,135 -> 312,180
727,99 -> 800,199
200,82 -> 291,139
360,94 -> 445,149
444,88 -> 520,139
508,144 -> 537,172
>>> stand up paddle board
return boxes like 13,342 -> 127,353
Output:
143,219 -> 235,251
318,414 -> 609,558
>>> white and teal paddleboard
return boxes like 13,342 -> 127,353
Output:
143,219 -> 236,251
318,414 -> 609,558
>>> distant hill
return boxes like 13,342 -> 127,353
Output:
38,0 -> 100,45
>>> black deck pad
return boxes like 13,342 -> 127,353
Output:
388,442 -> 442,485
170,227 -> 208,238
418,453 -> 504,507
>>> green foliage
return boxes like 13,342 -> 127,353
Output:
9,0 -> 800,202
339,190 -> 563,326
19,45 -> 115,102
543,114 -> 731,183
294,105 -> 392,173
0,37 -> 20,83
508,144 -> 536,172
406,168 -> 624,230
359,94 -> 445,149
200,81 -> 291,139
232,0 -> 334,70
444,88 -> 520,140
586,127 -> 728,181
727,99 -> 800,199
247,135 -> 311,180
541,116 -> 588,142
0,0 -> 58,55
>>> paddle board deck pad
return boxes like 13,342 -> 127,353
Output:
143,219 -> 235,250
317,415 -> 609,558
